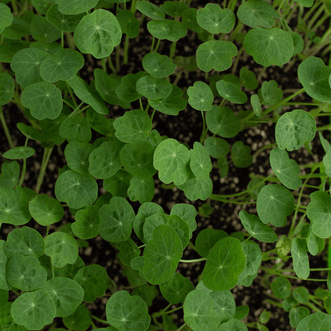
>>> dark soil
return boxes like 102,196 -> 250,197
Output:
1,2 -> 330,331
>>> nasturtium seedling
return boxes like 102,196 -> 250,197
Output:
142,52 -> 176,79
275,109 -> 316,151
135,0 -> 165,20
187,81 -> 214,111
204,136 -> 229,158
127,176 -> 154,204
271,276 -> 291,299
103,169 -> 132,198
296,312 -> 331,330
59,115 -> 92,142
65,141 -> 94,175
55,0 -> 98,15
72,206 -> 100,240
30,15 -> 62,43
240,67 -> 259,90
260,80 -> 283,106
115,72 -> 147,102
147,19 -> 187,42
160,1 -> 188,17
136,75 -> 172,100
216,80 -> 247,104
0,161 -> 20,189
289,307 -> 310,327
116,9 -> 140,39
2,146 -> 35,160
231,141 -> 253,168
195,228 -> 228,258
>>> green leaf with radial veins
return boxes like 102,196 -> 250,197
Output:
114,109 -> 152,143
148,84 -> 187,115
216,80 -> 247,104
183,290 -> 220,331
10,289 -> 56,330
74,9 -> 122,59
170,203 -> 197,234
117,9 -> 140,38
210,290 -> 236,323
21,82 -> 63,120
231,141 -> 253,168
143,224 -> 183,285
244,27 -> 294,66
4,227 -> 44,258
55,170 -> 98,209
206,106 -> 241,138
136,75 -> 172,100
237,0 -> 280,28
142,52 -> 176,79
41,277 -> 84,317
189,142 -> 212,179
298,57 -> 331,102
239,210 -> 278,243
88,140 -> 123,179
196,3 -> 235,34
275,109 -> 316,151
204,136 -> 229,158
55,0 -> 98,15
153,138 -> 190,185
128,176 -> 154,204
62,304 -> 92,330
31,15 -> 61,43
147,19 -> 187,42
2,146 -> 35,160
73,264 -> 108,302
46,4 -> 85,32
67,76 -> 108,115
44,232 -> 78,268
117,238 -> 140,266
103,169 -> 132,198
40,49 -> 84,83
260,80 -> 283,106
293,287 -> 309,304
0,187 -> 31,226
120,140 -> 156,179
160,272 -> 194,304
256,184 -> 295,227
202,237 -> 246,291
0,4 -> 13,33
196,40 -> 237,72
72,205 -> 100,240
291,238 -> 310,280
98,196 -> 135,243
187,81 -> 214,111
297,312 -> 331,330
270,147 -> 301,190
289,307 -> 310,328
240,67 -> 259,90
0,72 -> 14,106
65,141 -> 94,175
271,276 -> 291,299
6,254 -> 47,291
160,1 -> 188,17
0,161 -> 20,189
106,291 -> 151,331
307,191 -> 331,239
135,0 -> 165,20
59,115 -> 92,142
10,48 -> 49,87
218,319 -> 248,331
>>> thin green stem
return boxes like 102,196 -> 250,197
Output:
116,46 -> 120,72
123,35 -> 129,64
150,36 -> 155,52
68,102 -> 84,117
65,82 -> 78,108
101,57 -> 107,71
307,4 -> 326,30
176,324 -> 187,331
169,41 -> 177,59
154,39 -> 161,53
200,111 -> 206,143
108,55 -> 117,73
179,258 -> 206,263
91,315 -> 109,324
139,98 -> 144,111
36,147 -> 54,193
253,143 -> 276,160
0,107 -> 14,148
61,31 -> 64,47
51,259 -> 55,278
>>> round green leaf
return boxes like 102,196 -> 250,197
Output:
210,291 -> 236,323
10,289 -> 56,330
46,4 -> 85,32
270,147 -> 301,190
143,224 -> 183,285
206,106 -> 240,138
11,48 -> 49,87
178,173 -> 213,201
250,94 -> 262,117
218,318 -> 248,331
0,4 -> 13,33
240,67 -> 259,90
116,9 -> 140,38
204,137 -> 229,158
115,72 -> 147,102
160,1 -> 188,17
114,109 -> 152,143
45,232 -> 78,268
183,290 -> 220,331
142,52 -> 176,79
65,141 -> 94,175
147,19 -> 187,42
2,146 -> 35,160
117,239 -> 140,267
40,49 -> 84,83
293,287 -> 309,304
41,277 -> 84,317
136,75 -> 172,100
0,72 -> 14,106
62,304 -> 92,330
239,210 -> 277,243
72,206 -> 100,240
74,9 -> 122,59
103,169 -> 132,198
0,161 -> 20,189
67,75 -> 108,115
271,276 -> 291,299
120,140 -> 156,179
244,27 -> 294,66
59,115 -> 92,142
231,141 -> 253,168
196,40 -> 237,72
216,80 -> 247,104
195,228 -> 228,258
4,227 -> 44,259
135,1 -> 165,20
260,80 -> 283,106
73,264 -> 108,302
153,138 -> 190,185
298,57 -> 331,102
31,15 -> 61,43
237,0 -> 280,28
55,170 -> 98,209
159,272 -> 194,304
275,109 -> 316,151
307,191 -> 331,239
289,307 -> 310,328
21,82 -> 62,120
98,196 -> 135,242
187,81 -> 214,111
88,140 -> 123,179
256,184 -> 295,227
196,4 -> 235,34
182,8 -> 204,33
170,203 -> 197,234
127,176 -> 154,204
202,237 -> 246,291
106,291 -> 151,331
307,224 -> 325,256
55,0 -> 98,15
7,255 -> 47,291
189,142 -> 212,179
297,312 -> 331,330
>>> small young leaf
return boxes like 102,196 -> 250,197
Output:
116,9 -> 140,38
160,1 -> 188,17
136,75 -> 172,100
240,67 -> 258,90
216,80 -> 247,104
204,137 -> 229,158
142,52 -> 176,79
218,319 -> 248,331
72,206 -> 100,240
59,115 -> 92,142
182,8 -> 204,33
195,228 -> 228,258
103,169 -> 132,198
289,307 -> 310,327
187,81 -> 213,111
189,142 -> 212,179
62,304 -> 92,330
0,72 -> 14,106
170,203 -> 197,234
260,80 -> 283,106
292,287 -> 309,304
231,141 -> 253,168
135,1 -> 165,20
117,238 -> 140,267
147,19 -> 187,42
271,277 -> 291,299
65,141 -> 94,175
0,161 -> 20,189
127,176 -> 154,204
2,146 -> 35,159
251,94 -> 262,117
31,15 -> 61,43
115,72 -> 147,102
55,0 -> 98,15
